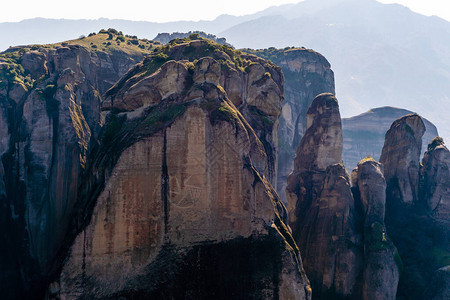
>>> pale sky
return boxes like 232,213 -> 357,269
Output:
1,0 -> 449,23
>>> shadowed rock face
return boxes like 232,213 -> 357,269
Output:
297,163 -> 362,298
286,93 -> 363,299
0,44 -> 145,298
55,38 -> 311,299
352,159 -> 400,300
287,94 -> 401,299
243,48 -> 335,203
380,114 -> 425,205
379,115 -> 449,299
286,93 -> 343,226
420,137 -> 450,220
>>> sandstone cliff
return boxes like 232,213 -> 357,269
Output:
420,137 -> 450,220
342,107 -> 439,170
352,159 -> 400,300
244,47 -> 335,203
380,114 -> 425,205
287,93 -> 400,299
286,93 -> 362,299
0,31 -> 151,298
52,36 -> 311,299
380,115 -> 449,299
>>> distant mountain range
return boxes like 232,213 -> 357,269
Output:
1,0 -> 449,141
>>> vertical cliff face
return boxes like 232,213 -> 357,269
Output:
286,93 -> 363,299
352,159 -> 400,300
245,48 -> 335,202
0,36 -> 148,297
380,114 -> 425,205
379,115 -> 449,299
286,93 -> 343,227
420,137 -> 450,220
287,93 -> 400,299
55,37 -> 311,299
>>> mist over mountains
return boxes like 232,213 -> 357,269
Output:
1,0 -> 449,141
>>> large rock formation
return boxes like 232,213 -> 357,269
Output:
286,93 -> 362,299
0,31 -> 152,298
244,47 -> 335,203
342,107 -> 439,170
352,159 -> 400,300
380,114 -> 425,205
287,93 -> 400,299
380,115 -> 449,299
420,137 -> 450,220
286,93 -> 343,225
52,37 -> 311,299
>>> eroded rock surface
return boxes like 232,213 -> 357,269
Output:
245,48 -> 335,203
420,137 -> 450,220
56,37 -> 311,299
379,115 -> 449,299
380,114 -> 425,205
352,159 -> 400,300
287,94 -> 401,299
286,93 -> 363,299
0,41 -> 146,298
286,93 -> 343,226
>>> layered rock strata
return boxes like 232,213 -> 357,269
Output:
54,37 -> 311,299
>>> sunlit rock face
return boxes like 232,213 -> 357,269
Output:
56,37 -> 311,299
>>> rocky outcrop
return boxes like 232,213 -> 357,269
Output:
0,37 -> 147,297
342,107 -> 439,170
297,163 -> 362,298
104,38 -> 284,185
380,114 -> 425,205
53,37 -> 311,299
379,115 -> 449,299
245,47 -> 335,203
286,93 -> 343,226
420,137 -> 450,220
352,159 -> 400,300
287,94 -> 401,299
286,93 -> 363,299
